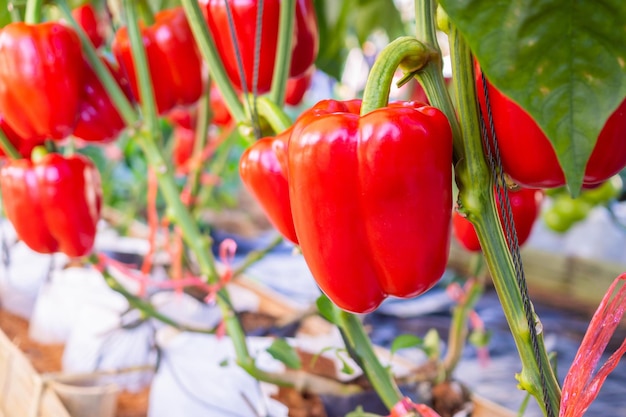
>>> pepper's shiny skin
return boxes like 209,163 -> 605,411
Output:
199,0 -> 318,93
453,188 -> 544,252
285,66 -> 314,106
477,69 -> 626,188
287,99 -> 453,313
0,115 -> 44,158
0,153 -> 102,257
240,128 -> 298,244
112,7 -> 203,114
0,22 -> 84,140
72,3 -> 104,48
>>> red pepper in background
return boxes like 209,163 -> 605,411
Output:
199,0 -> 318,93
71,3 -> 105,48
0,151 -> 102,257
167,84 -> 233,129
285,66 -> 315,106
453,188 -> 544,252
477,68 -> 626,188
73,57 -> 131,143
112,7 -> 203,114
240,128 -> 298,244
172,125 -> 196,172
286,99 -> 453,313
0,115 -> 45,158
0,22 -> 84,140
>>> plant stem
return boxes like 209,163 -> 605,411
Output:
269,0 -> 296,106
361,36 -> 435,115
187,87 -> 212,208
24,0 -> 43,24
180,0 -> 246,124
336,309 -> 403,410
0,128 -> 21,159
448,25 -> 561,416
55,0 -> 139,128
136,0 -> 155,25
8,2 -> 22,22
232,234 -> 284,278
256,96 -> 293,134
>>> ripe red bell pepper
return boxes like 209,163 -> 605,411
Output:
199,0 -> 318,93
285,66 -> 315,106
112,7 -> 203,114
287,99 -> 453,313
477,70 -> 626,188
453,188 -> 544,252
0,115 -> 45,158
73,57 -> 131,143
0,22 -> 84,140
0,151 -> 102,257
71,3 -> 105,48
240,128 -> 298,244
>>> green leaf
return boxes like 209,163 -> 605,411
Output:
440,0 -> 626,192
314,0 -> 356,80
390,334 -> 423,356
354,0 -> 405,44
267,338 -> 302,370
316,294 -> 340,324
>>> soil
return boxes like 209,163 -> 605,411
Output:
0,308 -> 327,417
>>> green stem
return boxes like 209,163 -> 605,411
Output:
136,0 -> 155,25
442,274 -> 485,376
361,36 -> 435,115
269,0 -> 296,106
336,309 -> 403,410
24,0 -> 43,24
9,2 -> 22,22
55,0 -> 139,128
412,0 -> 463,160
232,234 -> 284,278
448,26 -> 561,416
0,129 -> 21,159
256,96 -> 293,134
180,0 -> 246,124
187,88 -> 212,208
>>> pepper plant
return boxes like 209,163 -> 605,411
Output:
0,0 -> 624,416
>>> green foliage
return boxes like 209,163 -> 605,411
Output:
390,334 -> 423,356
439,0 -> 626,192
267,338 -> 302,370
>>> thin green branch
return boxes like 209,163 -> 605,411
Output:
269,0 -> 296,106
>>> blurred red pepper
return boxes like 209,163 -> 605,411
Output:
477,68 -> 626,188
0,22 -> 84,140
240,128 -> 298,244
453,188 -> 544,252
0,115 -> 45,158
199,0 -> 318,93
285,66 -> 314,106
167,84 -> 233,129
112,7 -> 203,114
73,57 -> 131,143
287,99 -> 453,313
71,3 -> 105,48
172,125 -> 196,173
0,151 -> 102,257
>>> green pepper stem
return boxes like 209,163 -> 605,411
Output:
180,0 -> 247,124
187,86 -> 212,209
448,26 -> 562,416
361,36 -> 435,115
55,0 -> 139,129
136,0 -> 155,26
0,128 -> 21,160
24,0 -> 43,24
269,0 -> 296,106
256,96 -> 293,134
8,2 -> 22,22
232,234 -> 284,278
336,308 -> 403,410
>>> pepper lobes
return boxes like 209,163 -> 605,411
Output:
112,7 -> 203,114
287,100 -> 453,313
0,22 -> 84,140
0,152 -> 102,257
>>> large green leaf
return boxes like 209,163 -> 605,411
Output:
439,0 -> 626,191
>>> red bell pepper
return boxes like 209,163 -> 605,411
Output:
453,188 -> 544,252
0,151 -> 102,257
240,128 -> 298,244
0,115 -> 45,158
112,7 -> 203,114
199,0 -> 318,93
71,3 -> 105,48
477,69 -> 626,188
73,57 -> 131,143
285,66 -> 315,106
287,99 -> 453,313
0,22 -> 84,140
